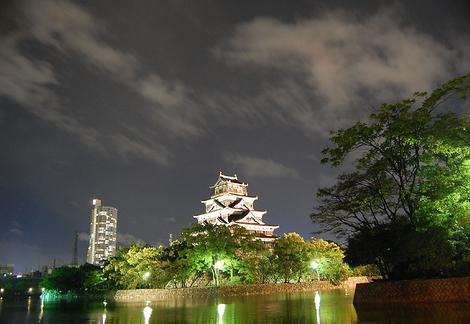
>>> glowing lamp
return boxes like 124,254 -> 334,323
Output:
214,260 -> 224,270
310,261 -> 319,270
143,271 -> 151,280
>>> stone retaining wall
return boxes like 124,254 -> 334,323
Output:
354,276 -> 470,304
114,276 -> 369,303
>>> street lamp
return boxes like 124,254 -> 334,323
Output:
214,260 -> 224,270
0,288 -> 4,294
310,260 -> 320,281
142,271 -> 151,281
28,287 -> 33,294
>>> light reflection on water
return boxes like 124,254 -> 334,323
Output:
314,291 -> 321,324
143,305 -> 153,324
0,289 -> 469,323
38,299 -> 44,322
217,303 -> 226,323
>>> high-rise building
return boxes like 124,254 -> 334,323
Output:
194,172 -> 279,244
0,264 -> 14,276
86,199 -> 118,265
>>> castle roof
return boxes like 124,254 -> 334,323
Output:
210,171 -> 247,188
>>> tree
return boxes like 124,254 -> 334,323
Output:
179,224 -> 276,286
345,220 -> 454,279
312,75 -> 470,279
159,240 -> 194,288
273,233 -> 308,283
103,244 -> 167,289
181,224 -> 238,287
233,227 -> 272,284
305,239 -> 350,284
41,264 -> 105,295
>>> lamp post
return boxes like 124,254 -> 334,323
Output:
310,260 -> 320,282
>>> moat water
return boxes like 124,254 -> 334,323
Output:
1,289 -> 469,323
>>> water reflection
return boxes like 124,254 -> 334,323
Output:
27,296 -> 31,316
143,304 -> 153,324
217,303 -> 226,322
1,290 -> 469,323
38,299 -> 44,322
314,291 -> 321,324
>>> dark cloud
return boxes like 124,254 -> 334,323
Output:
227,154 -> 300,179
1,0 -> 192,164
8,228 -> 24,237
216,9 -> 469,134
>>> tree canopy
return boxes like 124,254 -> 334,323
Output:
41,264 -> 105,295
312,75 -> 470,279
98,224 -> 351,290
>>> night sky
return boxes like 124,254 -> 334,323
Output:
1,0 -> 469,272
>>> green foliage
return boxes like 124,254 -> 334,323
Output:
306,239 -> 350,284
49,229 -> 352,292
103,245 -> 167,289
181,223 -> 238,286
159,240 -> 194,288
100,225 -> 352,289
313,75 -> 470,279
346,221 -> 454,279
235,239 -> 272,284
351,264 -> 380,277
178,224 -> 271,286
273,233 -> 308,282
271,233 -> 350,284
40,264 -> 105,295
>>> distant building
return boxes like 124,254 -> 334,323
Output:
40,265 -> 53,275
194,172 -> 279,244
86,199 -> 118,265
0,264 -> 14,276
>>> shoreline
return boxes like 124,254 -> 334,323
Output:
354,276 -> 470,304
113,276 -> 369,303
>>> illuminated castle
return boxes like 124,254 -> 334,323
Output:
194,172 -> 279,244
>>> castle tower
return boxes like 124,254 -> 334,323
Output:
194,172 -> 279,244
